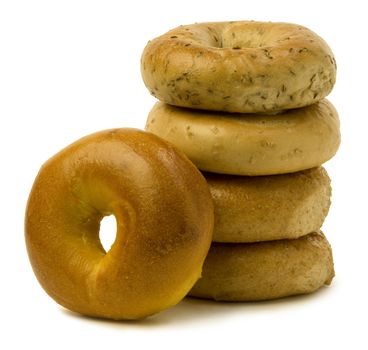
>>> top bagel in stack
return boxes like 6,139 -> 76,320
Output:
141,21 -> 336,113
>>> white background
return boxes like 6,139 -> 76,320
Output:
1,0 -> 367,349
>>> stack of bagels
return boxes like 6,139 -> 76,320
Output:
142,21 -> 341,301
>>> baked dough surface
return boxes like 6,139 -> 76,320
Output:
25,129 -> 214,320
141,21 -> 336,113
189,232 -> 334,301
205,167 -> 331,242
146,100 -> 340,175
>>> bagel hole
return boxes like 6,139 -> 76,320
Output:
221,25 -> 272,49
99,215 -> 117,253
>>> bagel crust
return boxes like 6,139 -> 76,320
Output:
25,128 -> 214,320
205,167 -> 331,243
189,232 -> 334,301
141,21 -> 336,113
145,100 -> 340,176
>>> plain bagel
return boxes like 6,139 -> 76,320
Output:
205,167 -> 331,243
141,21 -> 336,113
25,128 -> 214,320
145,100 -> 340,176
189,232 -> 334,301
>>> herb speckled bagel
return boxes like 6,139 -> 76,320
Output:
141,21 -> 336,113
25,128 -> 214,320
145,99 -> 340,176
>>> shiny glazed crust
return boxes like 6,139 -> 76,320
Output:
145,100 -> 340,176
205,167 -> 331,242
25,128 -> 214,320
189,232 -> 334,301
141,21 -> 336,113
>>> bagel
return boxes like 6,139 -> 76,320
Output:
25,128 -> 214,320
189,232 -> 334,301
141,21 -> 336,113
145,99 -> 340,176
205,167 -> 331,243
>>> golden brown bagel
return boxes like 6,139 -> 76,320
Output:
25,128 -> 214,320
145,100 -> 340,176
205,167 -> 331,243
189,232 -> 334,301
141,21 -> 336,113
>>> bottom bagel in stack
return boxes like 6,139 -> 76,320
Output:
189,232 -> 334,301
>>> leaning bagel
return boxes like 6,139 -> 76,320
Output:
146,100 -> 340,176
189,232 -> 334,301
25,128 -> 214,320
205,167 -> 331,243
141,21 -> 336,113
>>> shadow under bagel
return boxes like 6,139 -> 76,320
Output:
60,284 -> 334,326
